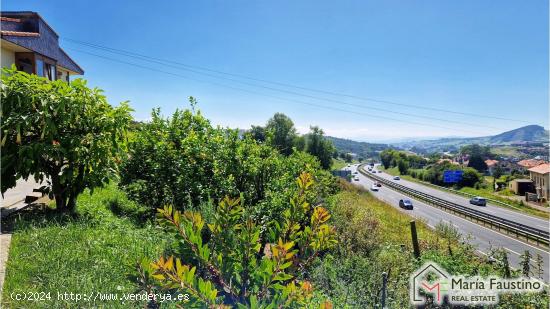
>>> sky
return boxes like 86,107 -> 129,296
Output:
3,0 -> 549,142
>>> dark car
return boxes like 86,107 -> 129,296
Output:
399,199 -> 413,210
469,197 -> 487,206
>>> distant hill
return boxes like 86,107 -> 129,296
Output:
394,125 -> 549,153
327,136 -> 389,159
488,125 -> 548,144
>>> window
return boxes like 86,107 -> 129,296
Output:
36,59 -> 44,76
44,63 -> 56,81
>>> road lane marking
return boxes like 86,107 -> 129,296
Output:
360,172 -> 550,255
504,248 -> 520,256
374,168 -> 549,227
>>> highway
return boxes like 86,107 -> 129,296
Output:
345,164 -> 550,282
372,166 -> 549,232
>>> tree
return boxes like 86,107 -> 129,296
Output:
459,168 -> 482,188
397,159 -> 409,175
344,153 -> 353,163
1,68 -> 132,211
305,126 -> 335,170
248,125 -> 266,142
145,172 -> 337,307
467,155 -> 488,173
265,113 -> 297,156
520,250 -> 532,277
492,165 -> 504,179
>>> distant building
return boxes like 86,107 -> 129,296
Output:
517,159 -> 546,171
1,11 -> 84,81
484,159 -> 499,175
508,179 -> 534,196
528,163 -> 550,201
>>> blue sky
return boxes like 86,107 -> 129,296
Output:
4,0 -> 548,141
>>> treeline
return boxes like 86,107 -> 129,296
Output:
326,136 -> 388,161
380,149 -> 482,188
245,112 -> 335,169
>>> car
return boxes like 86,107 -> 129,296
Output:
375,182 -> 382,187
353,171 -> 358,175
399,199 -> 413,209
353,177 -> 360,181
469,197 -> 487,206
370,184 -> 379,191
378,170 -> 382,173
393,176 -> 400,180
371,170 -> 376,173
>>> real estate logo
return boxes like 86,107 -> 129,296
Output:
410,262 -> 545,306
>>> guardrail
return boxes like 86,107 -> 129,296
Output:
400,177 -> 526,211
358,164 -> 549,248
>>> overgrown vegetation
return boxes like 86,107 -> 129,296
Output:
2,71 -> 548,308
145,172 -> 337,307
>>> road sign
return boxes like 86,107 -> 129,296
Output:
443,170 -> 463,183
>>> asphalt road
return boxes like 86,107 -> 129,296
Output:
345,164 -> 550,282
371,166 -> 549,232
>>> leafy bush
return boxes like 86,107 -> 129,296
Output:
1,67 -> 132,211
120,103 -> 337,223
143,172 -> 337,307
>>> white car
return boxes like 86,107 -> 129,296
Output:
393,176 -> 400,180
370,184 -> 379,191
353,177 -> 360,181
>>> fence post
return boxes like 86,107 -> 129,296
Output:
381,272 -> 388,309
410,220 -> 421,259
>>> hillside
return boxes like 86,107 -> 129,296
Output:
394,125 -> 549,153
327,136 -> 389,159
489,125 -> 548,144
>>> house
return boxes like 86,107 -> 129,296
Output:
516,159 -> 546,172
528,163 -> 550,201
1,11 -> 84,81
508,179 -> 534,196
484,159 -> 499,175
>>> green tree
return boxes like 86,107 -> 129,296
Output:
520,250 -> 532,277
467,155 -> 488,173
344,153 -> 353,163
1,67 -> 132,211
248,125 -> 266,142
265,113 -> 297,156
397,159 -> 409,175
459,168 -> 482,188
305,126 -> 335,170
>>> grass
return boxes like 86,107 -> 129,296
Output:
1,183 -> 170,309
316,182 -> 549,308
331,158 -> 351,170
380,166 -> 549,219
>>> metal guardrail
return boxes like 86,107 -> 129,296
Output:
358,164 -> 549,247
406,178 -> 526,210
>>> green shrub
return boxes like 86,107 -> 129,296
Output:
143,172 -> 337,307
120,102 -> 337,224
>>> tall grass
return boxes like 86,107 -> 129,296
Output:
2,184 -> 169,308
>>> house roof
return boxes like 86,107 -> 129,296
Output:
0,11 -> 84,75
517,159 -> 546,169
485,159 -> 499,167
1,30 -> 40,37
528,163 -> 550,175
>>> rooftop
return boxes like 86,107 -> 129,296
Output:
528,163 -> 550,175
